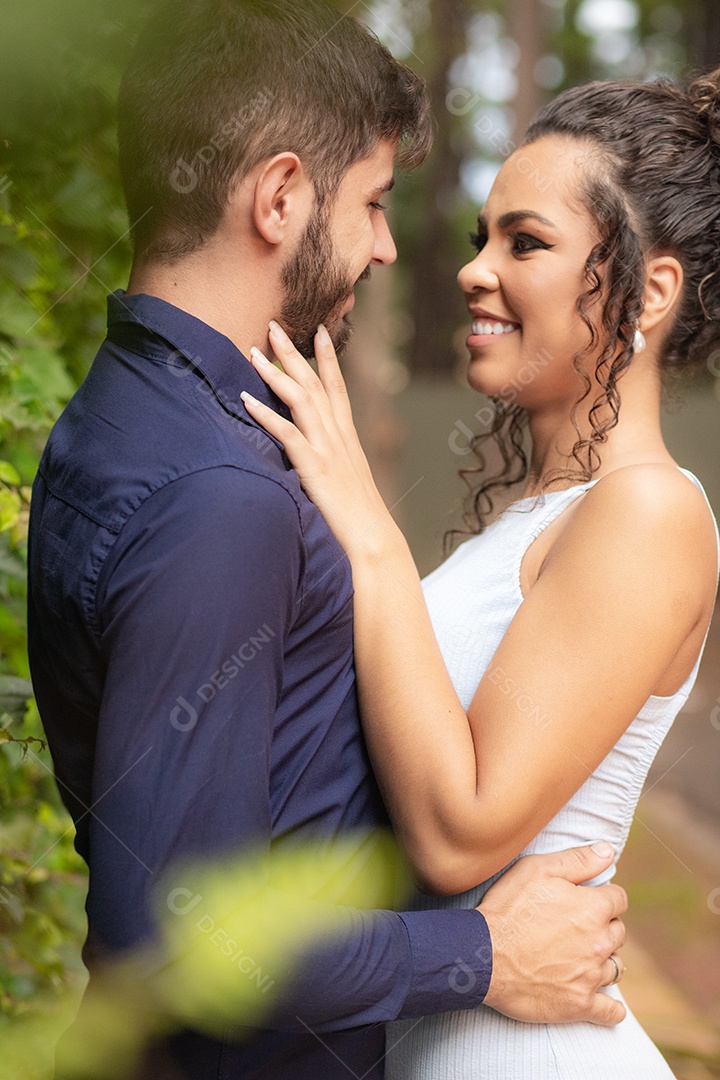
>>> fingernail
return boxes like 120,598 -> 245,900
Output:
250,346 -> 271,366
317,324 -> 331,346
269,320 -> 286,338
240,390 -> 260,407
590,842 -> 614,859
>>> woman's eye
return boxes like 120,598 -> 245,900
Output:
370,201 -> 388,212
469,231 -> 488,253
511,232 -> 553,255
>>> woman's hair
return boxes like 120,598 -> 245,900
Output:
454,67 -> 720,539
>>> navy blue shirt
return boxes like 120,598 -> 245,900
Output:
28,291 -> 492,1079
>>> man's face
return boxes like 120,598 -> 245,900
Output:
280,140 -> 398,357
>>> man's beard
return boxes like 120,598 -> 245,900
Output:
280,203 -> 368,359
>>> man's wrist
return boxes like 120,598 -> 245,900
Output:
396,908 -> 492,1020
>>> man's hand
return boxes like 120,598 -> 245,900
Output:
479,842 -> 627,1026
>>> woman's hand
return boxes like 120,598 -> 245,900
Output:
242,330 -> 716,903
242,321 -> 395,557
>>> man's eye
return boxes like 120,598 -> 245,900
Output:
469,231 -> 487,252
370,201 -> 388,212
511,232 -> 554,255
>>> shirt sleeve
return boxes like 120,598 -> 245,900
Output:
268,907 -> 492,1032
91,466 -> 301,954
89,465 -> 492,1024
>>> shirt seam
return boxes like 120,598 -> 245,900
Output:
87,463 -> 308,641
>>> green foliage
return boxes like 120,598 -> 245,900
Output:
0,833 -> 408,1080
0,0 -> 143,1037
0,0 -> 710,1070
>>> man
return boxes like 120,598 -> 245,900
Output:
28,1 -> 627,1077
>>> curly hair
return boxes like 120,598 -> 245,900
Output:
453,68 -> 720,540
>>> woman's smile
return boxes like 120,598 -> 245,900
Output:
457,136 -> 601,405
468,309 -> 520,347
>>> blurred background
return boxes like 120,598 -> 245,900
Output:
0,0 -> 718,1076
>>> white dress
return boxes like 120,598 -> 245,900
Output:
386,470 -> 718,1080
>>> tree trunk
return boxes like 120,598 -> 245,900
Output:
343,270 -> 405,512
508,0 -> 545,143
687,0 -> 720,72
407,0 -> 470,379
333,0 -> 405,505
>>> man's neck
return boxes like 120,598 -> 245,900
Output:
127,250 -> 278,360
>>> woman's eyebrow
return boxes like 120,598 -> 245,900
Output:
477,209 -> 557,231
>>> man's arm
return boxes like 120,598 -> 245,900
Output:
89,466 -> 491,1024
89,467 -> 293,951
89,467 -> 625,1030
480,842 -> 627,1026
271,841 -> 626,1032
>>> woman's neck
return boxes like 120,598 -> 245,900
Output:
525,360 -> 674,491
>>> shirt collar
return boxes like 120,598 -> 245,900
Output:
106,289 -> 291,426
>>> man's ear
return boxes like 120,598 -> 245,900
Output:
641,254 -> 683,337
250,153 -> 315,246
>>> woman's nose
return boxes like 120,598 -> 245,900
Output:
457,250 -> 499,295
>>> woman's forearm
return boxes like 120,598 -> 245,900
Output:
240,328 -> 712,899
347,525 -> 502,892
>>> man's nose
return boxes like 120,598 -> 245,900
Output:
372,213 -> 397,266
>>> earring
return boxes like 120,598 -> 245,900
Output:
633,328 -> 646,354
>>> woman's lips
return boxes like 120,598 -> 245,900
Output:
467,319 -> 519,346
472,319 -> 517,336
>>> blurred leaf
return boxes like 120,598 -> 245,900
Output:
12,346 -> 75,407
0,491 -> 20,534
0,293 -> 42,339
0,677 -> 33,722
0,463 -> 20,486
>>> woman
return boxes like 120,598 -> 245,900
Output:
241,71 -> 720,1078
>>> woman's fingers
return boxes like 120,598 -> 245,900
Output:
240,390 -> 334,491
313,326 -> 355,430
248,346 -> 329,445
239,391 -> 301,451
265,322 -> 339,433
267,321 -> 324,394
266,320 -> 354,434
243,330 -> 391,554
249,320 -> 380,500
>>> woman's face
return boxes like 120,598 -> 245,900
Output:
457,134 -> 601,414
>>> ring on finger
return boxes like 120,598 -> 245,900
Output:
608,955 -> 622,985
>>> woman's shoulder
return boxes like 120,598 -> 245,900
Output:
557,461 -> 718,593
581,462 -> 715,535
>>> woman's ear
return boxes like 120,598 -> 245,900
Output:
641,254 -> 683,336
250,153 -> 315,246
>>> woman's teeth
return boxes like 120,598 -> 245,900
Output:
472,321 -> 517,336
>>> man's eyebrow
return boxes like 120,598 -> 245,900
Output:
369,178 -> 395,200
477,209 -> 557,230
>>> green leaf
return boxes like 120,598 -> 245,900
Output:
0,490 -> 20,533
0,292 -> 42,339
11,345 -> 75,406
0,462 -> 20,486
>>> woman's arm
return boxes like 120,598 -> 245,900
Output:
243,325 -> 718,895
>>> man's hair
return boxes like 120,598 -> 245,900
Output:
118,0 -> 432,263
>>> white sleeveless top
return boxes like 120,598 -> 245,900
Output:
386,469 -> 718,1080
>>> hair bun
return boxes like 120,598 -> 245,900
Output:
688,66 -> 720,144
